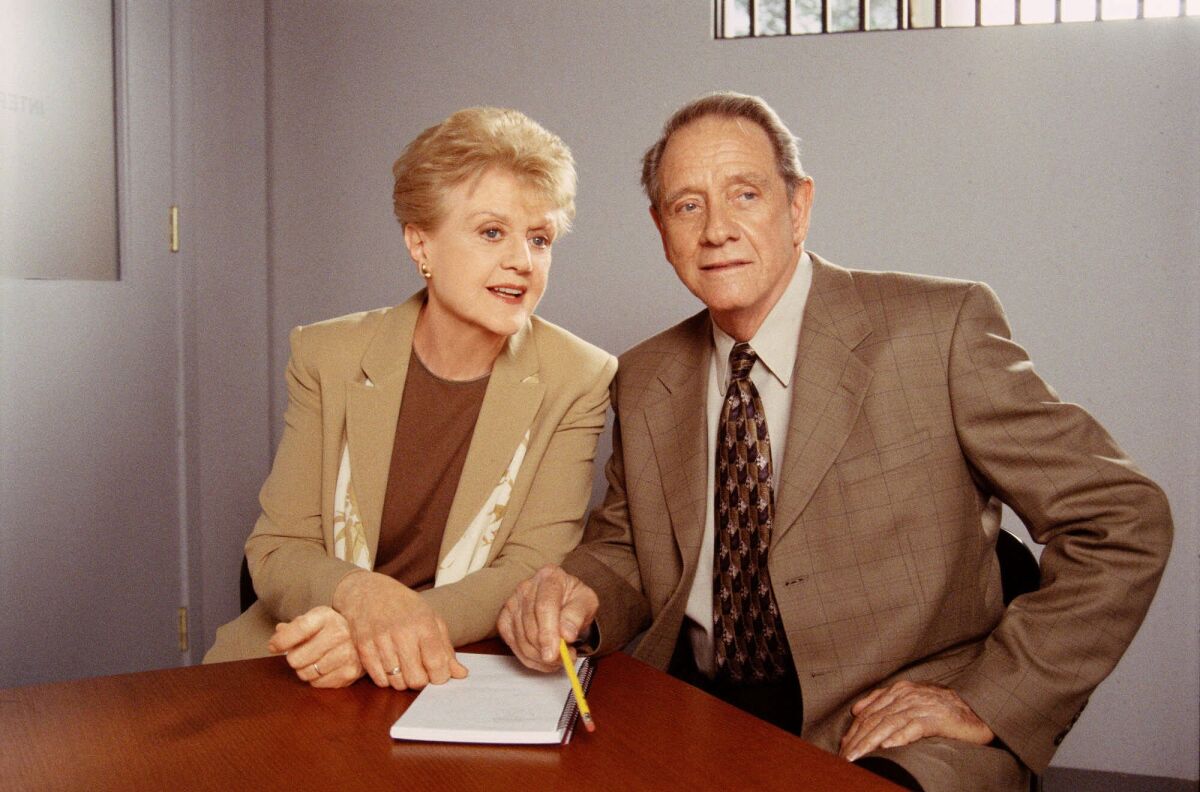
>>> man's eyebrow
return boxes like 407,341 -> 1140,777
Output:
729,170 -> 773,187
661,185 -> 698,208
661,171 -> 774,208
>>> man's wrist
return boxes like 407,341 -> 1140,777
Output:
572,621 -> 600,656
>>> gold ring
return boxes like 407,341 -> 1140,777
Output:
312,663 -> 321,676
387,666 -> 402,676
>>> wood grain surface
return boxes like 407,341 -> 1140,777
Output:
0,645 -> 901,791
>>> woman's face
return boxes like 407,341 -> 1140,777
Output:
406,168 -> 558,347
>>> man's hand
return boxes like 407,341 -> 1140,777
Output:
839,680 -> 994,762
497,564 -> 599,672
268,606 -> 363,688
332,570 -> 469,690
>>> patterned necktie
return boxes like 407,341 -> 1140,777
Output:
713,342 -> 791,683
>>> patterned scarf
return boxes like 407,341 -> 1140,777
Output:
331,407 -> 530,587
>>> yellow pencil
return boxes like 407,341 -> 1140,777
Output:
558,638 -> 595,733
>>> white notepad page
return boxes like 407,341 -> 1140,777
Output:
389,653 -> 586,744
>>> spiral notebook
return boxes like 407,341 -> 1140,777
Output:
389,652 -> 595,745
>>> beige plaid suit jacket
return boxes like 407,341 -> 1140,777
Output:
563,254 -> 1171,789
206,291 -> 616,663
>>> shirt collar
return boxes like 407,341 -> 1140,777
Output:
712,251 -> 812,389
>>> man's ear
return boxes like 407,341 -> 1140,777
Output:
791,178 -> 815,247
649,205 -> 671,261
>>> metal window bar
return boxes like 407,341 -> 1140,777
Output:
716,0 -> 1190,36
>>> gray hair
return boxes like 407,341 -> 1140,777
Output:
641,91 -> 808,210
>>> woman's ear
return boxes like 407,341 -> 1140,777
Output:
403,224 -> 428,270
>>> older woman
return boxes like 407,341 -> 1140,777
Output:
204,108 -> 616,691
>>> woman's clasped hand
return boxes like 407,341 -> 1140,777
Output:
270,572 -> 468,690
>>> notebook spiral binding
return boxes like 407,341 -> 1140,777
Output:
556,657 -> 595,744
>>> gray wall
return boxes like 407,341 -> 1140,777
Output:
262,1 -> 1198,780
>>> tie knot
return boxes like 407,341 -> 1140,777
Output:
729,342 -> 757,381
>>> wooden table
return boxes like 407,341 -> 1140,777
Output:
1,648 -> 902,791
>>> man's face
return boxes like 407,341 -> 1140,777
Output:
651,115 -> 813,340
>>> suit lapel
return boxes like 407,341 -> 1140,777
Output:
773,255 -> 874,544
439,322 -> 544,560
644,313 -> 712,571
345,293 -> 422,556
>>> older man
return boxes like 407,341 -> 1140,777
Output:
497,92 -> 1171,791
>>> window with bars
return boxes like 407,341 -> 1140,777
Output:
716,0 -> 1199,35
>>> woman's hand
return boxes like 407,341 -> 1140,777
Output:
333,570 -> 469,690
268,606 -> 363,688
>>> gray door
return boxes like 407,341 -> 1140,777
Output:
0,3 -> 185,686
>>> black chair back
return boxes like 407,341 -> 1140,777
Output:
995,529 -> 1044,792
240,556 -> 257,613
996,528 -> 1041,605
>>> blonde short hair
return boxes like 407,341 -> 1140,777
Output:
641,91 -> 808,211
393,107 -> 576,234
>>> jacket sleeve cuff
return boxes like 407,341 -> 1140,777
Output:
951,657 -> 1071,774
561,550 -> 650,656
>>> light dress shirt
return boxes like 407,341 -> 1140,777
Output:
683,252 -> 813,677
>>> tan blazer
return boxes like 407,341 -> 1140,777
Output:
206,291 -> 617,663
563,255 -> 1171,790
